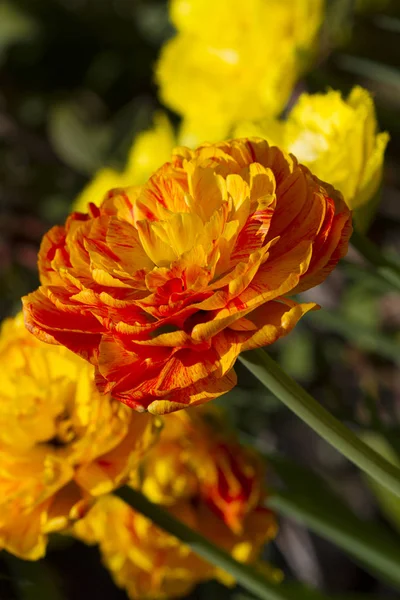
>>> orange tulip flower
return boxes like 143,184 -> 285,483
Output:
23,139 -> 352,414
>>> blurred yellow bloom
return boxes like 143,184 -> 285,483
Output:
73,113 -> 175,212
75,496 -> 215,600
235,86 -> 389,211
139,411 -> 200,506
75,495 -> 278,600
139,408 -> 268,535
157,0 -> 325,145
0,313 -> 159,560
74,406 -> 278,599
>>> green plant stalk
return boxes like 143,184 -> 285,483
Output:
115,487 -> 291,600
351,229 -> 400,291
340,259 -> 393,293
241,448 -> 400,587
115,486 -> 391,600
238,349 -> 400,499
336,54 -> 400,92
267,490 -> 400,588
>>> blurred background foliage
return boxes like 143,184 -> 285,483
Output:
1,0 -> 400,598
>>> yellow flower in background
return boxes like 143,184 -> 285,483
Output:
139,408 -> 268,535
74,406 -> 278,600
139,411 -> 200,506
0,313 -> 158,560
235,86 -> 389,212
74,496 -> 215,600
157,0 -> 325,145
73,113 -> 175,213
75,496 -> 278,600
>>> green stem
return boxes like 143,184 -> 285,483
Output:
340,259 -> 393,292
267,490 -> 400,589
351,229 -> 400,291
238,349 -> 400,499
253,450 -> 400,586
115,487 -> 289,600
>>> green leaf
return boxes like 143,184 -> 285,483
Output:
336,54 -> 400,92
351,229 -> 400,293
323,0 -> 355,46
361,432 -> 400,536
374,15 -> 400,34
308,310 -> 400,363
234,587 -> 383,600
341,277 -> 380,331
116,486 -> 309,600
239,349 -> 400,498
135,1 -> 172,44
340,260 -> 394,295
233,587 -> 322,600
49,102 -> 112,175
278,329 -> 315,382
0,1 -> 38,63
265,454 -> 400,588
280,586 -> 384,600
